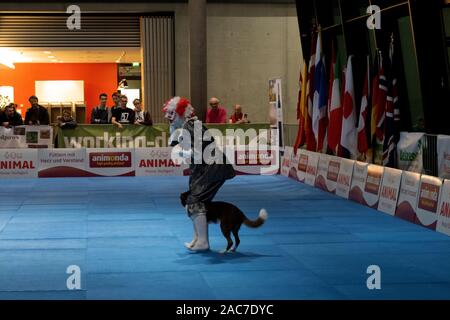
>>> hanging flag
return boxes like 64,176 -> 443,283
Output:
357,55 -> 371,158
383,35 -> 401,167
306,31 -> 317,152
370,50 -> 387,164
312,31 -> 328,153
327,41 -> 342,155
293,60 -> 308,154
340,55 -> 357,159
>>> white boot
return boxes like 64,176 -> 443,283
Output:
184,225 -> 198,249
188,215 -> 209,252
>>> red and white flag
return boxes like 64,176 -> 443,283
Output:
327,42 -> 342,155
357,56 -> 370,157
340,55 -> 357,159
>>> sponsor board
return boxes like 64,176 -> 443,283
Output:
397,132 -> 424,173
315,154 -> 331,192
436,180 -> 450,236
135,147 -> 188,176
296,149 -> 309,183
38,148 -> 87,177
85,148 -> 135,176
305,151 -> 319,186
415,175 -> 442,230
0,149 -> 38,178
280,146 -> 292,176
395,171 -> 421,222
335,158 -> 354,199
0,126 -> 53,149
437,135 -> 450,179
349,161 -> 369,204
325,156 -> 341,194
377,167 -> 402,216
362,164 -> 384,208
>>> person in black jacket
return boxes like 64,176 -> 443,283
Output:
24,96 -> 49,125
90,93 -> 109,124
0,103 -> 23,127
57,110 -> 77,129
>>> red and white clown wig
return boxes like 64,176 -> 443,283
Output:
162,97 -> 195,145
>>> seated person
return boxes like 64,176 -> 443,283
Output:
90,93 -> 109,124
111,95 -> 135,129
133,98 -> 153,126
229,104 -> 249,124
0,103 -> 23,127
24,95 -> 50,125
57,110 -> 77,129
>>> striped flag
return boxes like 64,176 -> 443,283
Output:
371,51 -> 387,163
312,31 -> 328,153
327,42 -> 342,155
306,32 -> 317,152
340,55 -> 357,159
357,55 -> 371,157
293,60 -> 308,155
383,35 -> 401,167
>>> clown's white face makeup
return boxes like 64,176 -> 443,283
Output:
165,109 -> 176,122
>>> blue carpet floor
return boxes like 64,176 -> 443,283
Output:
0,175 -> 450,300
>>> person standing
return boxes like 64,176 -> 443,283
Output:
111,95 -> 135,129
24,96 -> 49,125
133,98 -> 153,126
90,93 -> 110,124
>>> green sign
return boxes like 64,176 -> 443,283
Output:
55,123 -> 271,148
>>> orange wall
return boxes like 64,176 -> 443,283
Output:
0,63 -> 118,123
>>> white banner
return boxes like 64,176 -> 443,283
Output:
397,132 -> 424,173
0,126 -> 53,149
437,135 -> 450,179
296,149 -> 309,183
288,150 -> 299,181
325,156 -> 341,194
378,167 -> 402,216
135,147 -> 188,176
315,154 -> 331,192
305,151 -> 319,186
415,175 -> 442,230
0,149 -> 38,178
335,158 -> 354,199
436,180 -> 450,236
349,161 -> 369,204
362,164 -> 384,208
38,148 -> 87,177
280,147 -> 292,176
395,171 -> 421,222
85,148 -> 135,177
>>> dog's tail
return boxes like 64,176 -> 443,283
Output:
243,208 -> 268,228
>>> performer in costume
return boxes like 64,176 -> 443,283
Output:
163,97 -> 235,251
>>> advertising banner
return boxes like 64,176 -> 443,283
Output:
377,167 -> 402,216
0,149 -> 38,178
437,135 -> 450,179
305,151 -> 319,186
395,171 -> 421,222
397,132 -> 424,173
85,148 -> 135,176
38,148 -> 87,177
296,149 -> 309,183
415,175 -> 443,230
315,154 -> 331,192
436,180 -> 450,236
325,156 -> 341,194
135,147 -> 188,176
0,126 -> 53,149
349,161 -> 369,204
362,164 -> 384,208
280,146 -> 292,176
289,150 -> 299,181
335,158 -> 355,199
268,78 -> 284,150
